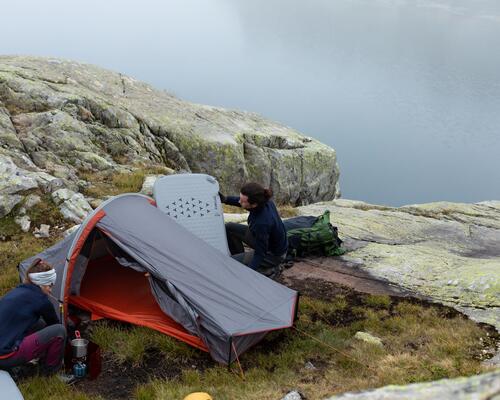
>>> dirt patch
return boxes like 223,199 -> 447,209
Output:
73,348 -> 213,400
282,256 -> 423,299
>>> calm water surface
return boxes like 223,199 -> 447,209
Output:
2,0 -> 500,205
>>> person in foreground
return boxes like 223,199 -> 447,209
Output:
0,259 -> 66,376
221,182 -> 288,277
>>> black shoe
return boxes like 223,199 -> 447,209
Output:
258,265 -> 282,279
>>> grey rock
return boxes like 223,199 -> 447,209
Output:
51,189 -> 92,224
33,224 -> 50,238
282,391 -> 303,400
0,194 -> 23,218
14,215 -> 31,232
0,155 -> 38,195
354,332 -> 383,347
86,197 -> 103,209
63,224 -> 80,238
0,56 -> 340,204
39,177 -> 65,193
23,194 -> 41,210
304,361 -> 317,370
51,188 -> 74,205
323,369 -> 500,400
140,174 -> 162,196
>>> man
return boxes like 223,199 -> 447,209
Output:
221,182 -> 288,277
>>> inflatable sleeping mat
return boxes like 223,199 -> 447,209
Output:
153,174 -> 230,255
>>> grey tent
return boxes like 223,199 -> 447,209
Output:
19,194 -> 298,364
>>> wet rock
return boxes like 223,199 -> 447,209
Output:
354,332 -> 383,347
33,224 -> 50,238
324,369 -> 500,400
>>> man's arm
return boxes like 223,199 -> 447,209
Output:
223,195 -> 241,207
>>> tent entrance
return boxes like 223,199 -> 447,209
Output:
69,254 -> 207,351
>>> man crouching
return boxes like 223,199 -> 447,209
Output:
221,182 -> 288,278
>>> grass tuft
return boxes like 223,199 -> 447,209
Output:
80,165 -> 172,198
19,375 -> 102,400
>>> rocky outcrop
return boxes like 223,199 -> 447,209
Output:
0,56 -> 340,205
324,369 -> 500,400
298,200 -> 500,333
292,199 -> 500,399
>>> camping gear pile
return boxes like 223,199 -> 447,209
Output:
284,210 -> 344,259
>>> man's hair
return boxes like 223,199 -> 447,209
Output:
240,182 -> 273,207
24,258 -> 53,284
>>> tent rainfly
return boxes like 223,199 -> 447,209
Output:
19,194 -> 299,364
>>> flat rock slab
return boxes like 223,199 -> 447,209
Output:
283,257 -> 422,299
297,200 -> 500,336
324,369 -> 500,400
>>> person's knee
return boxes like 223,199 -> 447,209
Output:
38,324 -> 66,344
225,222 -> 240,233
54,324 -> 67,342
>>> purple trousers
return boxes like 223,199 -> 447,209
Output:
0,324 -> 66,374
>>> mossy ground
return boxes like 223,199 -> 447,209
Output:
0,185 -> 496,400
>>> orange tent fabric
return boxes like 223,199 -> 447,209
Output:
69,255 -> 207,351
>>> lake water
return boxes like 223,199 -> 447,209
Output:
2,0 -> 500,205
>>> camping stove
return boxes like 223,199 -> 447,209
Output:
70,331 -> 89,378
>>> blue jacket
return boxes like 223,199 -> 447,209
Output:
0,284 -> 59,355
225,196 -> 288,269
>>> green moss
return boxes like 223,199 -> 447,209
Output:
363,294 -> 392,309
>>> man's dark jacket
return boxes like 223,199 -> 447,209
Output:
225,196 -> 288,269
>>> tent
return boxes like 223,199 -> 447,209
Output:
19,194 -> 298,364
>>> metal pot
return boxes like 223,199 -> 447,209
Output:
71,331 -> 89,358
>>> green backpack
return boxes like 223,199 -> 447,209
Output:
284,210 -> 345,258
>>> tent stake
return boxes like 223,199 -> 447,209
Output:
232,341 -> 245,380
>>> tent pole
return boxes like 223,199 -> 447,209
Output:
227,336 -> 232,370
294,292 -> 300,323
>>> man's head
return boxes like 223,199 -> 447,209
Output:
239,182 -> 273,210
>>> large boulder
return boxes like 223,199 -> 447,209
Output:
0,56 -> 340,204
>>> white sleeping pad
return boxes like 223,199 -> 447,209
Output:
153,174 -> 230,255
0,370 -> 24,399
